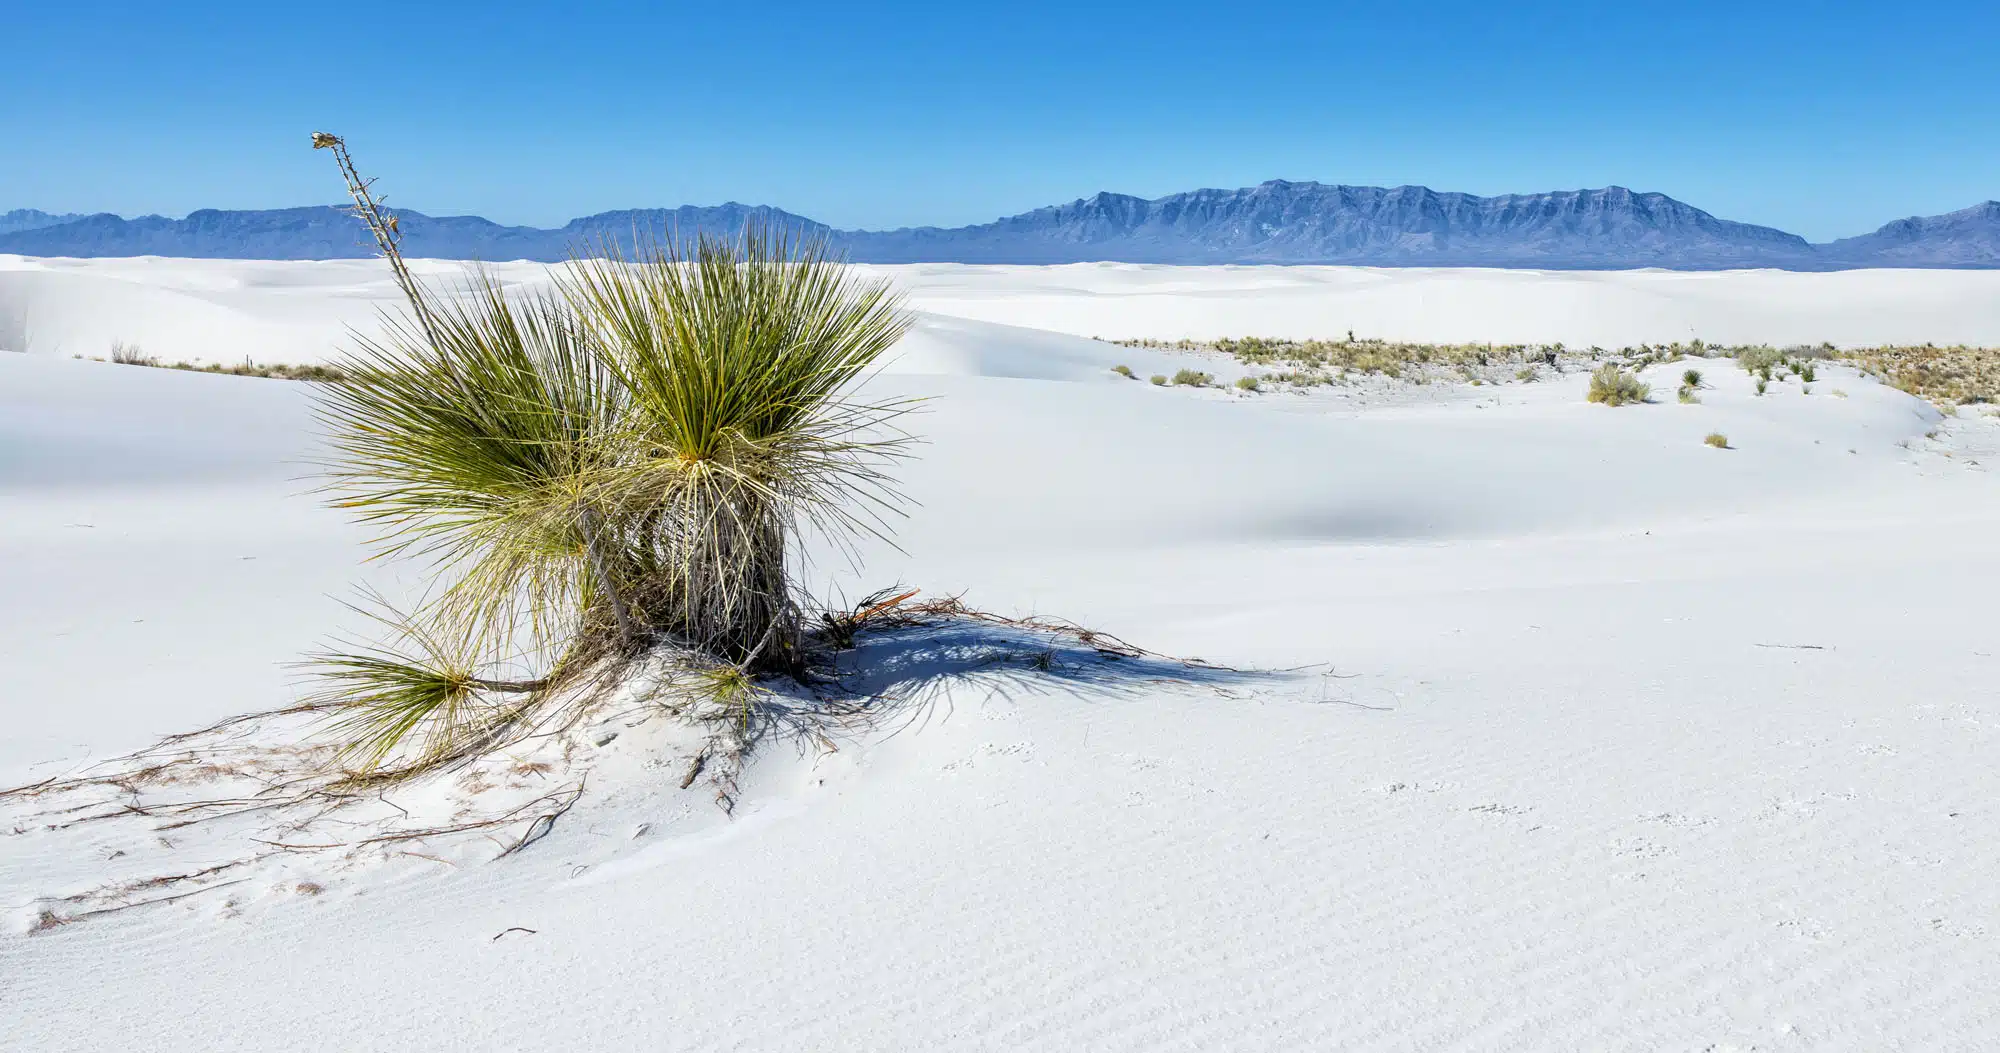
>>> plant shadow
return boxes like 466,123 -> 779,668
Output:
755,613 -> 1302,748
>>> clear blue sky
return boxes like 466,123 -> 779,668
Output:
5,1 -> 1996,241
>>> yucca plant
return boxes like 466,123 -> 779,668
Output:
306,134 -> 912,774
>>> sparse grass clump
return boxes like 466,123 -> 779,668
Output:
1233,375 -> 1259,392
182,359 -> 348,382
1172,369 -> 1213,387
1705,432 -> 1730,449
98,344 -> 349,382
1149,373 -> 1167,386
1587,363 -> 1649,406
109,340 -> 156,366
1111,364 -> 1134,378
1682,368 -> 1703,389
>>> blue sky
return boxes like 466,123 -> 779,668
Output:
5,1 -> 1996,241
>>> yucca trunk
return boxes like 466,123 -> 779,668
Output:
638,483 -> 793,668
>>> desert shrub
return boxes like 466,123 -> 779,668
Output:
109,340 -> 156,366
1677,386 -> 1699,404
1234,375 -> 1259,392
1682,368 -> 1703,388
1736,346 -> 1786,375
1172,369 -> 1213,387
1516,366 -> 1538,382
1755,378 -> 1768,396
1799,362 -> 1817,383
1705,432 -> 1729,449
1587,363 -> 1649,406
1111,364 -> 1134,378
1149,374 -> 1167,386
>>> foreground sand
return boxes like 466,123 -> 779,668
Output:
3,262 -> 1998,1050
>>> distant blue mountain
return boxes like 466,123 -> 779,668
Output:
1820,201 -> 2000,266
843,183 -> 1816,266
0,208 -> 85,235
2,183 -> 1995,268
0,204 -> 823,261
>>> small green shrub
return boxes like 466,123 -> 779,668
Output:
1737,346 -> 1785,375
1704,432 -> 1729,449
1234,375 -> 1259,392
1172,369 -> 1213,387
1755,378 -> 1768,396
1587,364 -> 1649,406
1111,364 -> 1134,378
1516,366 -> 1537,382
1682,368 -> 1703,388
1677,385 -> 1699,403
1799,363 -> 1817,383
1149,374 -> 1167,386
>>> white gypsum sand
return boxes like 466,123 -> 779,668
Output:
7,254 -> 2000,363
2,260 -> 1998,1051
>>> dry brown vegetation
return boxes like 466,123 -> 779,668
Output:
98,348 -> 349,383
1108,335 -> 2000,407
1842,345 -> 2000,407
1109,335 -> 1696,388
1113,335 -> 1556,385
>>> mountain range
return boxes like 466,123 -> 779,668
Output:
0,209 -> 86,236
2,183 -> 1995,269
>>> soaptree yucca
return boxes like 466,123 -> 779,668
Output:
306,133 -> 911,774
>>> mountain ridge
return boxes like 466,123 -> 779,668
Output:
0,208 -> 86,236
2,182 -> 1994,269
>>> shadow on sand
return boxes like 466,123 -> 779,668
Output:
752,611 -> 1308,750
